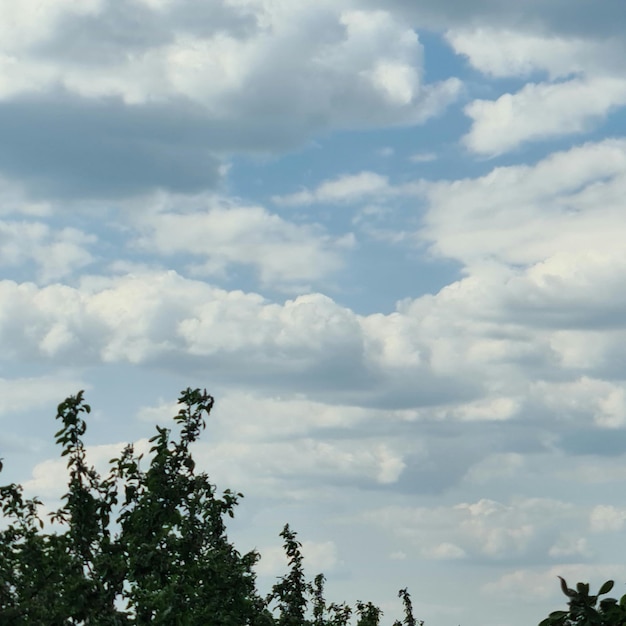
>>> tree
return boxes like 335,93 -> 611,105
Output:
539,577 -> 626,626
0,387 -> 420,626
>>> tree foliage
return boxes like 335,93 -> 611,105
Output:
0,387 -> 420,626
540,577 -> 626,626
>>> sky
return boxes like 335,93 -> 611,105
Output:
2,1 -> 626,624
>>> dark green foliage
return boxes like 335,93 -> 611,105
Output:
394,588 -> 423,626
539,577 -> 626,626
0,388 -> 421,626
270,524 -> 309,626
356,601 -> 384,626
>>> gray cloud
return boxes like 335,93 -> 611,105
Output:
560,428 -> 626,457
0,93 -> 222,198
366,0 -> 626,38
0,1 -> 460,199
34,0 -> 258,65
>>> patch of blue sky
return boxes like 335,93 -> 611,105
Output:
228,138 -> 466,309
228,121 -> 473,310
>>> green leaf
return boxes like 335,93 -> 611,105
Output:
558,576 -> 577,598
599,580 -> 615,595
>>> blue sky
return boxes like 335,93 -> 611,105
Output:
3,1 -> 626,624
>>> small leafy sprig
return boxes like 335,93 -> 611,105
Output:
540,577 -> 626,626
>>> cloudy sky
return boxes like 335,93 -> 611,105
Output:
3,0 -> 626,624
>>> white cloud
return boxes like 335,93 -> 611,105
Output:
421,138 -> 626,271
193,436 -> 408,496
391,136 -> 626,391
0,177 -> 52,216
361,497 -> 581,562
136,398 -> 179,423
441,396 -> 521,422
273,171 -> 390,207
133,198 -> 352,288
389,550 -> 407,560
0,270 -> 473,410
532,378 -> 626,429
483,564 -> 626,602
0,0 -> 102,54
556,461 -> 626,486
589,505 -> 626,533
446,28 -> 624,80
548,535 -> 590,559
463,453 -> 526,484
0,374 -> 86,416
177,290 -> 362,362
0,2 -> 459,139
202,392 -> 371,440
425,542 -> 466,560
446,27 -> 626,154
313,171 -> 389,202
0,220 -> 95,282
138,390 -> 376,441
366,60 -> 419,106
463,77 -> 626,155
409,152 -> 436,163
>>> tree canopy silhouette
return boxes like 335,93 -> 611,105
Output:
0,388 -> 420,626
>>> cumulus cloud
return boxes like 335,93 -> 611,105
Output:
0,374 -> 86,416
361,497 -> 584,562
185,391 -> 372,441
364,0 -> 626,39
0,1 -> 460,198
0,220 -> 96,282
421,138 -> 626,273
0,0 -> 103,56
462,452 -> 526,484
425,542 -> 466,560
535,378 -> 626,429
273,171 -> 390,207
0,270 -> 479,409
22,387 -> 410,506
0,176 -> 53,216
132,196 -> 353,289
463,77 -> 626,156
369,139 -> 626,400
589,505 -> 626,533
446,28 -> 626,79
443,26 -> 626,154
196,437 -> 407,497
